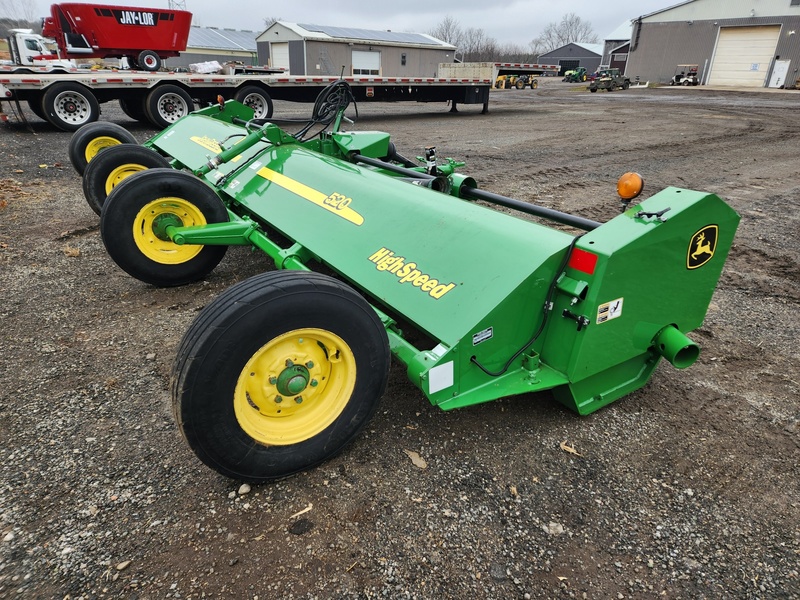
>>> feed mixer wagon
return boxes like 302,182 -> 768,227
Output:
74,82 -> 740,482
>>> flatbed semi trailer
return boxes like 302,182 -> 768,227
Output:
0,69 -> 492,131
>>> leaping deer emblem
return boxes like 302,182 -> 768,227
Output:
691,232 -> 713,260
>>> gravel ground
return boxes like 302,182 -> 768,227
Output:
0,79 -> 798,599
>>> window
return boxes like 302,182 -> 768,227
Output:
25,39 -> 40,51
401,53 -> 407,66
792,0 -> 800,5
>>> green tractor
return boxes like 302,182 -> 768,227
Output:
563,67 -> 587,83
69,81 -> 739,482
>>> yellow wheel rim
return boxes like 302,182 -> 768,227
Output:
132,196 -> 207,264
105,163 -> 148,195
234,328 -> 356,446
84,136 -> 121,164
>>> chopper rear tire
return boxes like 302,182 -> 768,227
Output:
172,270 -> 391,482
69,122 -> 138,176
82,144 -> 171,215
100,169 -> 228,286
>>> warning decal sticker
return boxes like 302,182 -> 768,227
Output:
596,298 -> 624,324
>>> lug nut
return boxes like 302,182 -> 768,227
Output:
275,396 -> 283,403
269,376 -> 277,384
285,359 -> 294,367
310,379 -> 318,387
295,396 -> 303,404
306,361 -> 314,368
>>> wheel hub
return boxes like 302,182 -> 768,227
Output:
276,363 -> 310,396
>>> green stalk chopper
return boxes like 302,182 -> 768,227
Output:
72,82 -> 740,482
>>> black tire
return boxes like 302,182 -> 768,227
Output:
682,79 -> 691,87
101,169 -> 228,286
68,122 -> 138,176
82,144 -> 170,215
41,82 -> 99,131
27,99 -> 47,120
172,270 -> 390,482
515,79 -> 525,90
233,85 -> 274,119
138,50 -> 161,72
126,55 -> 139,69
145,85 -> 194,129
590,87 -> 597,93
119,96 -> 149,122
622,81 -> 630,90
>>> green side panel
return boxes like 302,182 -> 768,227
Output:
147,114 -> 270,175
331,131 -> 391,158
541,188 -> 740,413
219,144 -> 574,350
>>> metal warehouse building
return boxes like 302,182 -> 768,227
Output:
172,26 -> 258,68
626,0 -> 800,87
256,22 -> 456,77
538,42 -> 603,76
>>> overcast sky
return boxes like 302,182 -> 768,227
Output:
22,1 -> 676,46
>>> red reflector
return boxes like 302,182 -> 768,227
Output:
568,248 -> 598,275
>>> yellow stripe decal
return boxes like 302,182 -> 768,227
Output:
257,166 -> 364,226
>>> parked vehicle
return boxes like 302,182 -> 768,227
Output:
563,67 -> 587,83
4,3 -> 191,72
589,68 -> 631,92
670,65 -> 700,86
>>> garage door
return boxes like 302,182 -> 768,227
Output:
352,50 -> 380,75
271,42 -> 289,71
708,26 -> 781,87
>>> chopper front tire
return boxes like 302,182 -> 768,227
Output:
69,122 -> 138,176
172,271 -> 391,482
82,144 -> 171,215
100,169 -> 228,287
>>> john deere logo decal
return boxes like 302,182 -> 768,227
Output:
687,225 -> 718,269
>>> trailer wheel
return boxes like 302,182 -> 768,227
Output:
27,99 -> 47,121
82,144 -> 170,215
69,122 -> 138,176
138,50 -> 161,72
41,82 -> 99,131
233,85 -> 274,119
101,169 -> 228,286
119,96 -> 149,123
145,85 -> 195,129
172,270 -> 390,482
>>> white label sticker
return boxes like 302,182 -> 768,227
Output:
428,361 -> 454,394
472,327 -> 493,346
596,298 -> 624,324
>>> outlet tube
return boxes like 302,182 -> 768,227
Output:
653,325 -> 700,369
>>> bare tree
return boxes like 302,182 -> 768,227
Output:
263,16 -> 281,30
1,0 -> 37,21
428,15 -> 463,48
460,27 -> 500,62
531,12 -> 598,53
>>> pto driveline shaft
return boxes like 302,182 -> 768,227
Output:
352,153 -> 601,231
